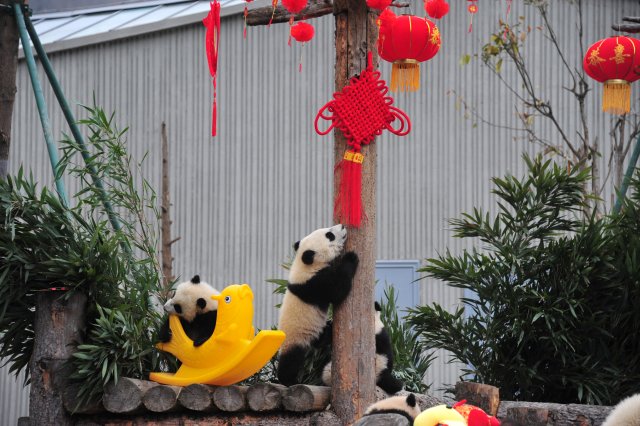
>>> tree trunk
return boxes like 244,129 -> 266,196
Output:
29,291 -> 87,426
160,122 -> 177,297
0,0 -> 20,177
331,1 -> 378,423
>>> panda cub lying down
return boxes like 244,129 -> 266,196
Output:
159,275 -> 219,347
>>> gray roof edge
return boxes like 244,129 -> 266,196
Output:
32,0 -> 202,20
19,2 -> 252,58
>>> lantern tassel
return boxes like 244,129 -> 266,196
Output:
334,150 -> 364,227
390,61 -> 420,92
603,80 -> 631,115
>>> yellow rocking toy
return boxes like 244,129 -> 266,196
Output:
150,284 -> 285,386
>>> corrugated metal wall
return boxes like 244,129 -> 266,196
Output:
2,0 -> 638,421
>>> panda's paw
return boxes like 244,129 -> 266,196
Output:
341,251 -> 359,274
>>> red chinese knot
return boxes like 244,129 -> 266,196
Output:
583,36 -> 640,114
315,53 -> 411,227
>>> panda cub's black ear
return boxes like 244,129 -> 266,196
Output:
191,275 -> 201,284
293,241 -> 300,251
302,250 -> 315,265
406,393 -> 416,407
374,301 -> 381,312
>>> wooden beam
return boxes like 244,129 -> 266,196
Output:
0,0 -> 20,177
246,1 -> 333,26
330,0 -> 378,423
246,1 -> 409,26
612,23 -> 640,33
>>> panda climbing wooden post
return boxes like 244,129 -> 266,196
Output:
247,0 -> 378,422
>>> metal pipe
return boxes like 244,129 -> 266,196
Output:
13,3 -> 69,206
613,133 -> 640,215
23,13 -> 123,233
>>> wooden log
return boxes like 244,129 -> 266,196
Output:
282,384 -> 331,412
454,382 -> 500,417
142,384 -> 182,413
62,382 -> 105,415
247,383 -> 286,411
353,413 -> 411,426
246,1 -> 333,26
29,291 -> 87,426
103,377 -> 158,414
178,383 -> 218,412
612,24 -> 640,33
505,407 -> 550,426
497,401 -> 613,426
76,411 -> 339,425
17,417 -> 30,426
213,385 -> 248,412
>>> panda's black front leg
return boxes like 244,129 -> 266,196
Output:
158,316 -> 172,343
277,345 -> 306,386
329,251 -> 359,306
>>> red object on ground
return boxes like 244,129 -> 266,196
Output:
425,0 -> 449,19
377,13 -> 441,92
315,52 -> 411,227
583,36 -> 640,114
203,1 -> 221,137
291,21 -> 314,42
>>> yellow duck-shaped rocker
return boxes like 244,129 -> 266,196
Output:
150,284 -> 285,386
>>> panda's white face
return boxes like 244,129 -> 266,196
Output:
163,275 -> 219,322
289,224 -> 347,284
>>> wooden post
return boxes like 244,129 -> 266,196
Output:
29,291 -> 87,426
160,122 -> 179,297
0,0 -> 20,177
331,0 -> 378,422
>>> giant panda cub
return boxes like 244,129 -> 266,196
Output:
277,224 -> 359,386
363,393 -> 421,424
602,393 -> 640,426
321,301 -> 404,394
159,275 -> 219,347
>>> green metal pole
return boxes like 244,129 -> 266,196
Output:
23,14 -> 123,233
613,133 -> 640,215
13,3 -> 69,206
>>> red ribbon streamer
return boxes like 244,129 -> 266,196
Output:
203,1 -> 221,137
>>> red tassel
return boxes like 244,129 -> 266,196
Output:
334,150 -> 364,227
212,76 -> 217,136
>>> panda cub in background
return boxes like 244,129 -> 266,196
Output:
159,275 -> 219,347
602,393 -> 640,426
321,301 -> 404,394
277,224 -> 359,386
363,394 -> 421,424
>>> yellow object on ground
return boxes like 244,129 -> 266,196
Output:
414,404 -> 467,426
150,284 -> 285,386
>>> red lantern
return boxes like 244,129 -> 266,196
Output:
467,0 -> 478,32
583,36 -> 640,114
282,0 -> 307,13
425,0 -> 449,19
367,0 -> 392,11
291,22 -> 314,43
377,12 -> 441,92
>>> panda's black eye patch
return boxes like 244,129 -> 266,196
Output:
302,250 -> 315,265
293,241 -> 300,251
174,304 -> 182,314
325,232 -> 335,241
197,298 -> 207,309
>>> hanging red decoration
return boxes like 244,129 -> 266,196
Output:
467,0 -> 478,33
366,0 -> 392,11
425,0 -> 449,20
315,52 -> 411,227
283,0 -> 307,13
583,36 -> 640,114
243,0 -> 253,38
291,21 -> 314,42
203,0 -> 221,137
377,11 -> 441,92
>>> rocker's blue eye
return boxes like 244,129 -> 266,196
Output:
224,296 -> 231,303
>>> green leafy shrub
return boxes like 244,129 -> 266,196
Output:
0,105 -> 168,406
407,155 -> 640,405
